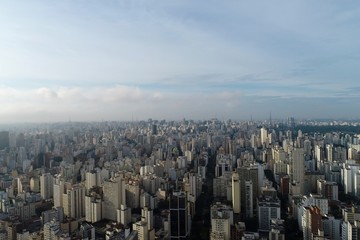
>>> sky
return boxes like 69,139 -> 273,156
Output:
0,0 -> 360,122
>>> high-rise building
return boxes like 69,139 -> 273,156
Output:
43,220 -> 61,240
85,171 -> 99,191
269,219 -> 285,240
169,191 -> 190,239
287,117 -> 295,128
42,207 -> 64,224
299,194 -> 329,219
80,222 -> 95,240
141,207 -> 154,231
210,202 -> 233,240
16,133 -> 25,147
355,170 -> 360,198
317,180 -> 338,201
120,204 -> 131,226
341,221 -> 360,240
326,144 -> 333,162
0,131 -> 9,150
237,166 -> 259,212
139,207 -> 155,240
62,184 -> 85,219
245,181 -> 253,218
53,176 -> 64,208
341,163 -> 360,195
232,172 -> 241,214
303,139 -> 311,156
133,221 -> 148,240
291,148 -> 305,195
260,127 -> 268,146
322,215 -> 341,240
16,230 -> 29,240
215,157 -> 232,178
40,173 -> 54,200
257,195 -> 281,232
15,177 -> 23,194
126,181 -> 140,209
302,206 -> 322,240
30,177 -> 40,193
103,176 -> 126,222
279,175 -> 289,197
213,173 -> 232,201
315,145 -> 324,164
151,124 -> 158,135
85,195 -> 103,223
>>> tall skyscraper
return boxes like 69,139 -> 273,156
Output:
169,191 -> 190,239
151,124 -> 158,135
42,207 -> 64,225
40,173 -> 54,200
85,195 -> 103,223
258,195 -> 281,232
139,207 -> 155,240
315,145 -> 324,171
245,181 -> 253,218
341,220 -> 360,240
210,202 -> 233,240
141,207 -> 154,231
237,166 -> 259,212
0,131 -> 9,150
326,144 -> 333,162
291,148 -> 305,195
302,206 -> 322,240
63,184 -> 86,219
80,223 -> 96,240
261,127 -> 268,146
103,176 -> 126,222
232,172 -> 241,214
53,175 -> 64,208
287,117 -> 295,128
269,219 -> 285,240
85,171 -> 99,191
43,220 -> 60,240
133,221 -> 148,240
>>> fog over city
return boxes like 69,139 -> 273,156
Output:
1,1 -> 360,122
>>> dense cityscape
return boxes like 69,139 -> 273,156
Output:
2,0 -> 360,239
0,118 -> 359,239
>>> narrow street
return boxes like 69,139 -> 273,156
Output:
190,150 -> 216,239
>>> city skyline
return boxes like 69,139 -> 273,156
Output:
1,1 -> 360,122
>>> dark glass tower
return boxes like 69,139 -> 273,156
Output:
170,191 -> 190,239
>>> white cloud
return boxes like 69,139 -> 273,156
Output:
37,88 -> 58,99
0,85 -> 249,122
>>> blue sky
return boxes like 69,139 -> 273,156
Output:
0,0 -> 360,122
